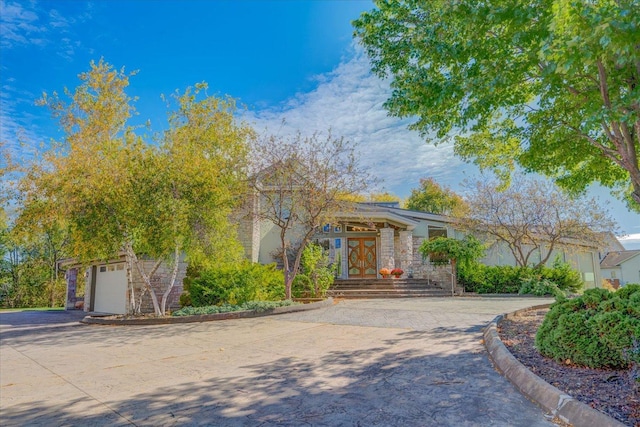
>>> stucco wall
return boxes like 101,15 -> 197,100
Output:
620,255 -> 640,285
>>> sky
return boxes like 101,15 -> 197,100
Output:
1,0 -> 639,249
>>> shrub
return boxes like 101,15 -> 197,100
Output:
538,257 -> 583,293
535,285 -> 640,369
172,299 -> 299,316
458,259 -> 583,295
292,243 -> 334,298
518,277 -> 563,297
459,265 -> 530,294
188,261 -> 285,307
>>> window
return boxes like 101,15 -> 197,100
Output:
428,226 -> 447,239
346,224 -> 376,232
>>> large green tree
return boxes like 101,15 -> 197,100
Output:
27,60 -> 251,315
354,0 -> 640,209
405,178 -> 468,216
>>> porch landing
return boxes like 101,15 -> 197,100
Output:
327,278 -> 458,299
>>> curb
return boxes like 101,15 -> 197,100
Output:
483,305 -> 626,427
81,297 -> 334,326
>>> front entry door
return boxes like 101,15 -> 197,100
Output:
348,238 -> 377,278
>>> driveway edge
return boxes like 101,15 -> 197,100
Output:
483,305 -> 626,427
81,297 -> 334,326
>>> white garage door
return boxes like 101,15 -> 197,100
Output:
94,263 -> 127,314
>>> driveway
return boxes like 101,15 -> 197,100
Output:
0,297 -> 556,426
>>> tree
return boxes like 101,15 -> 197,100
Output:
338,191 -> 400,203
461,176 -> 617,268
28,60 -> 252,315
418,235 -> 484,294
405,178 -> 468,215
250,131 -> 371,299
354,0 -> 640,210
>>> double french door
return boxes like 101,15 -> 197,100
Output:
347,237 -> 377,278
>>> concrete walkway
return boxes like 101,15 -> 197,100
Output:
0,297 -> 557,426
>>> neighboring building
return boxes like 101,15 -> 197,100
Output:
238,201 -> 604,289
600,250 -> 640,288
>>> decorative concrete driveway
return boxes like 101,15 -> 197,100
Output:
1,297 -> 557,426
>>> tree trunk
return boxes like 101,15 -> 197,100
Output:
160,244 -> 181,316
126,244 -> 162,316
451,258 -> 457,296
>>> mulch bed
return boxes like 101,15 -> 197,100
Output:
498,308 -> 639,427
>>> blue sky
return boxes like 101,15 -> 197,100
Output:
1,0 -> 639,247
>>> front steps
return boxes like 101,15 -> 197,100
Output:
327,278 -> 457,299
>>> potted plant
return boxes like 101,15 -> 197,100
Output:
379,268 -> 392,279
391,268 -> 404,278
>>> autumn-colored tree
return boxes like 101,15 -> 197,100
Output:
339,191 -> 400,204
461,176 -> 617,268
354,0 -> 640,210
405,178 -> 468,216
250,131 -> 371,299
338,191 -> 400,204
27,60 -> 252,315
0,146 -> 67,308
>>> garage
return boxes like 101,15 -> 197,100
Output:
93,263 -> 128,314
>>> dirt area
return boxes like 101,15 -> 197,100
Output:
498,308 -> 639,427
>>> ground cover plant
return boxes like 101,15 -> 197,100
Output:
536,285 -> 640,370
172,300 -> 298,316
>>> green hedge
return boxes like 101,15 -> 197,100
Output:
535,285 -> 640,369
458,259 -> 582,295
184,261 -> 285,307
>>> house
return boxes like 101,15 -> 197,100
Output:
64,199 -> 607,314
600,250 -> 640,288
237,201 -> 604,289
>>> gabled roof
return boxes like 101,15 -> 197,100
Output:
355,203 -> 455,223
600,250 -> 640,268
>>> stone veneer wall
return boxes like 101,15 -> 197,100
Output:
132,259 -> 187,314
411,236 -> 453,286
379,228 -> 395,270
396,230 -> 413,278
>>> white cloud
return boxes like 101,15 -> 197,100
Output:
243,45 -> 639,236
244,47 -> 474,196
0,83 -> 44,162
0,1 -> 91,57
617,233 -> 640,251
0,0 -> 43,48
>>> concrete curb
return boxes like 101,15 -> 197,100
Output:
484,305 -> 626,427
81,297 -> 334,326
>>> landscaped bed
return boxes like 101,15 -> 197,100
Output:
498,308 -> 639,426
81,298 -> 332,325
